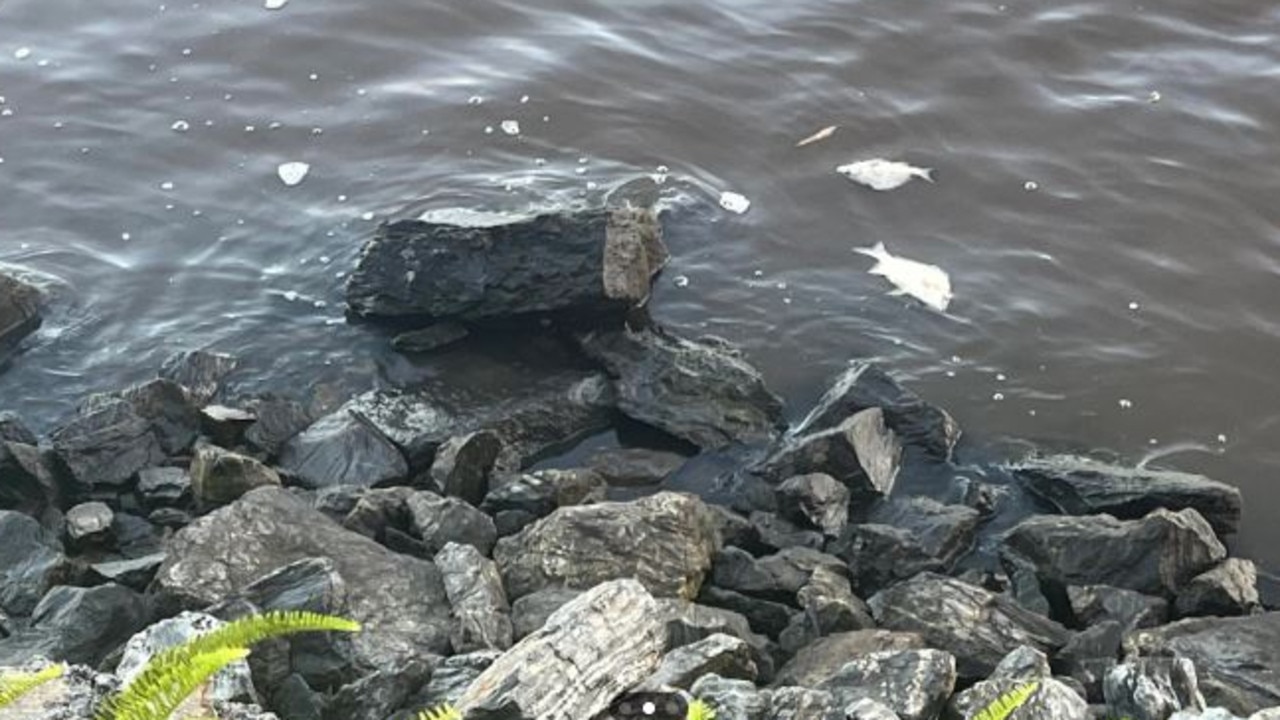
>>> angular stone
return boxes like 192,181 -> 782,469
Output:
323,661 -> 432,720
160,349 -> 240,405
1175,559 -> 1260,618
833,497 -> 980,595
89,553 -> 166,591
0,441 -> 57,517
0,583 -> 151,667
118,611 -> 256,704
948,646 -> 1089,720
792,361 -> 961,462
430,431 -> 501,506
579,327 -> 785,450
757,409 -> 900,502
796,566 -> 874,636
49,399 -> 164,500
774,630 -> 927,687
0,412 -> 37,445
152,487 -> 453,669
690,675 -> 770,720
347,206 -> 667,321
456,580 -> 667,720
482,469 -> 608,536
1000,509 -> 1227,599
1126,613 -> 1280,714
406,492 -> 497,556
817,649 -> 956,720
641,633 -> 757,689
93,378 -> 203,456
1105,658 -> 1206,720
405,650 -> 502,710
244,396 -> 313,457
584,447 -> 689,487
698,585 -> 798,638
0,271 -> 42,362
511,587 -> 583,641
1010,455 -> 1243,535
64,501 -> 114,546
136,466 -> 192,507
201,405 -> 258,448
0,510 -> 68,617
775,474 -> 849,537
868,573 -> 1071,681
435,542 -> 513,653
278,410 -> 409,490
340,486 -> 414,542
1067,585 -> 1169,633
654,599 -> 776,684
749,512 -> 825,553
392,322 -> 470,354
1057,621 -> 1124,702
190,445 -> 282,507
495,492 -> 720,601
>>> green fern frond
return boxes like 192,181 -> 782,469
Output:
686,698 -> 716,720
96,648 -> 249,720
970,681 -> 1040,720
416,703 -> 463,720
0,664 -> 65,709
168,610 -> 361,661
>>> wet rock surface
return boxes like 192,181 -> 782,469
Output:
0,271 -> 43,363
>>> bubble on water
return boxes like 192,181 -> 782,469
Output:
776,281 -> 788,290
203,120 -> 214,127
673,275 -> 690,288
269,121 -> 282,129
1217,434 -> 1228,444
244,125 -> 256,132
192,210 -> 202,216
36,59 -> 49,68
171,120 -> 190,132
165,204 -> 175,210
484,126 -> 494,135
945,370 -> 956,378
467,95 -> 484,106
753,270 -> 764,278
277,162 -> 310,187
500,120 -> 520,135
783,297 -> 793,305
311,127 -> 323,135
1148,90 -> 1162,103
1023,181 -> 1038,191
1148,438 -> 1159,445
578,157 -> 589,164
121,232 -> 131,241
361,211 -> 375,221
1118,398 -> 1133,409
996,373 -> 1007,381
718,191 -> 751,214
313,300 -> 328,308
308,72 -> 319,81
992,392 -> 1005,401
1,109 -> 12,118
181,48 -> 192,56
1128,301 -> 1140,311
337,194 -> 347,202
283,290 -> 299,302
534,158 -> 546,167
264,0 -> 288,9
356,88 -> 367,96
542,115 -> 550,122
319,255 -> 331,264
586,181 -> 598,190
520,95 -> 530,104
14,48 -> 32,60
160,181 -> 175,191
951,355 -> 962,363
53,121 -> 63,129
575,167 -> 587,175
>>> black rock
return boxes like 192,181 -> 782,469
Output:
775,474 -> 849,537
481,469 -> 607,532
1000,509 -> 1226,600
406,492 -> 498,557
1009,455 -> 1243,536
792,361 -> 961,462
435,542 -> 514,653
200,405 -> 258,448
244,395 -> 314,457
0,583 -> 151,667
1174,558 -> 1260,618
579,326 -> 786,450
49,399 -> 165,501
756,408 -> 900,503
796,566 -> 875,637
1066,585 -> 1168,633
346,206 -> 667,322
90,378 -> 203,456
160,349 -> 239,405
832,497 -> 980,595
748,512 -> 825,553
583,447 -> 689,487
278,410 -> 409,490
271,674 -> 325,720
773,629 -> 927,687
698,585 -> 799,639
0,411 -> 37,445
147,507 -> 192,529
430,431 -> 502,505
511,587 -> 583,641
0,271 -> 42,363
136,466 -> 192,508
323,660 -> 433,720
0,510 -> 70,617
0,440 -> 59,516
401,650 -> 502,711
111,511 -> 165,559
88,553 -> 166,591
392,322 -> 470,353
1056,621 -> 1124,703
868,573 -> 1071,681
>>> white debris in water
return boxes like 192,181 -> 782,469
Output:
467,95 -> 483,105
1028,409 -> 1037,416
520,95 -> 530,103
855,241 -> 953,312
753,270 -> 764,277
121,232 -> 131,241
160,181 -> 175,191
500,120 -> 520,135
171,120 -> 190,132
181,48 -> 192,56
269,121 -> 282,129
308,72 -> 319,81
534,158 -> 546,166
542,115 -> 550,122
673,275 -> 690,288
945,370 -> 956,378
575,167 -> 587,176
719,191 -> 751,214
1024,180 -> 1039,191
311,127 -> 323,135
484,126 -> 494,134
283,290 -> 299,302
1,109 -> 12,118
1148,90 -> 1162,103
996,373 -> 1007,381
1118,399 -> 1133,409
795,125 -> 837,147
14,47 -> 32,60
837,159 -> 934,191
361,211 -> 375,221
337,194 -> 347,202
992,393 -> 1005,401
1128,301 -> 1141,311
37,59 -> 49,68
653,165 -> 669,184
244,125 -> 256,132
277,162 -> 311,186
1217,434 -> 1228,444
264,0 -> 288,9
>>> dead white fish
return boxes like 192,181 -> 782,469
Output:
837,158 -> 934,191
855,241 -> 952,311
796,125 -> 838,147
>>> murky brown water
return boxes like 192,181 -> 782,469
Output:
1,0 -> 1278,567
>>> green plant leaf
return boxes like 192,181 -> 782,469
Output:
96,648 -> 249,720
0,664 -> 65,709
416,703 -> 463,720
971,681 -> 1040,720
164,610 -> 361,661
686,698 -> 716,720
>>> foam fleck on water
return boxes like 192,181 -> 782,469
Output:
1118,398 -> 1133,409
500,120 -> 520,135
171,120 -> 190,132
14,47 -> 32,60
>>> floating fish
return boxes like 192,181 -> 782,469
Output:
855,241 -> 952,311
277,162 -> 310,187
719,191 -> 751,214
837,158 -> 934,191
796,125 -> 838,147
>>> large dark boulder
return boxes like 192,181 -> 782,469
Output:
152,486 -> 453,671
0,510 -> 70,617
0,584 -> 151,667
346,206 -> 667,321
755,409 -> 900,502
1009,455 -> 1243,535
868,573 -> 1071,681
49,399 -> 165,502
817,649 -> 957,720
832,497 -> 980,595
277,409 -> 409,489
494,492 -> 720,601
1000,509 -> 1226,601
1125,612 -> 1280,714
579,327 -> 785,450
773,629 -> 926,687
0,271 -> 42,363
792,361 -> 961,462
0,441 -> 60,517
947,646 -> 1089,720
85,378 -> 203,456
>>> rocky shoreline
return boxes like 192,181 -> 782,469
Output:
1,202 -> 1278,720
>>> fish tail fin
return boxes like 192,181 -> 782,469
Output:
854,241 -> 890,261
919,168 -> 936,183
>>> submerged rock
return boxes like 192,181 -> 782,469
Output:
392,322 -> 470,354
160,349 -> 239,405
579,327 -> 786,450
346,206 -> 667,321
1010,455 -> 1243,535
0,271 -> 42,363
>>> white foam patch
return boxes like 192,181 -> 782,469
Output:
277,162 -> 310,187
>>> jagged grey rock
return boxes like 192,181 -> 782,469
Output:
1068,585 -> 1169,633
640,633 -> 757,689
118,612 -> 256,703
511,587 -> 583,641
430,431 -> 501,506
1125,613 -> 1280,714
136,466 -> 191,507
757,409 -> 900,501
0,584 -> 151,667
1105,658 -> 1206,720
0,411 -> 38,445
244,395 -> 313,457
277,410 -> 409,490
817,649 -> 956,720
1175,559 -> 1260,618
494,492 -> 719,601
868,573 -> 1070,681
690,674 -> 771,720
0,511 -> 68,617
0,441 -> 57,517
1009,455 -> 1243,535
407,492 -> 497,556
405,650 -> 502,710
748,512 -> 825,553
584,447 -> 688,487
654,599 -> 776,684
190,445 -> 282,506
697,585 -> 798,638
768,686 -> 841,720
832,497 -> 980,595
947,646 -> 1089,720
795,566 -> 875,636
579,327 -> 786,450
160,349 -> 239,405
323,660 -> 432,720
0,271 -> 42,363
64,502 -> 114,546
456,580 -> 667,720
710,546 -> 847,604
49,399 -> 164,501
346,206 -> 667,321
775,474 -> 849,537
87,378 -> 203,456
435,542 -> 513,653
482,469 -> 608,536
89,553 -> 166,591
152,486 -> 453,670
1001,509 -> 1226,599
773,630 -> 927,687
792,361 -> 961,461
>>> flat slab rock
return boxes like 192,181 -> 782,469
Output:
1010,455 -> 1243,535
578,326 -> 786,450
494,492 -> 720,601
345,206 -> 667,321
152,486 -> 453,669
